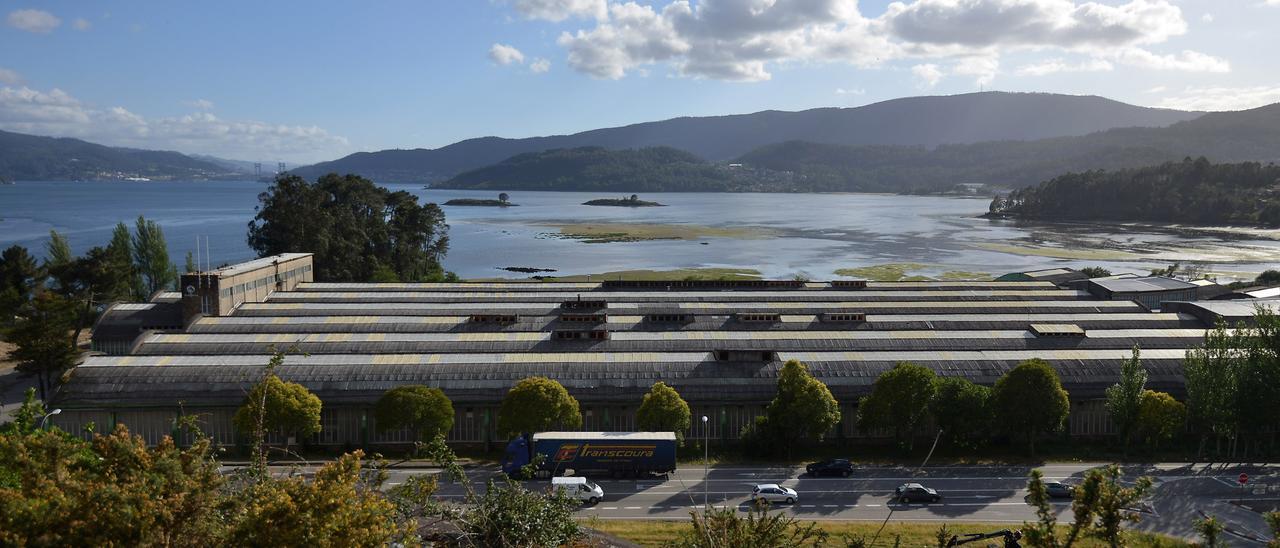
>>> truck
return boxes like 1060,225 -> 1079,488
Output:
502,431 -> 677,478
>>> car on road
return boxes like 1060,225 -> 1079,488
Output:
806,459 -> 854,477
751,484 -> 799,505
895,482 -> 941,503
1044,481 -> 1075,499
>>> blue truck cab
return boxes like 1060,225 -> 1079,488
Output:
502,431 -> 677,478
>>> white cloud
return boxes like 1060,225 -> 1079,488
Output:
835,87 -> 866,95
185,99 -> 215,110
0,86 -> 349,163
1265,0 -> 1280,5
0,67 -> 22,86
510,0 -> 607,21
1114,48 -> 1229,72
1200,13 -> 1213,23
912,63 -> 944,87
953,56 -> 1000,86
1154,85 -> 1280,111
1143,85 -> 1167,93
538,0 -> 1213,82
72,17 -> 91,31
530,58 -> 551,73
7,9 -> 61,33
1016,57 -> 1114,76
489,43 -> 526,66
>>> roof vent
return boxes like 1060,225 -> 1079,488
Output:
1030,324 -> 1085,337
831,280 -> 868,289
821,312 -> 866,323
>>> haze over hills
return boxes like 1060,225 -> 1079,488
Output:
437,102 -> 1280,194
0,130 -> 239,181
292,92 -> 1203,183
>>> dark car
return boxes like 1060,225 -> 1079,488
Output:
806,459 -> 854,477
895,483 -> 941,503
1044,481 -> 1075,499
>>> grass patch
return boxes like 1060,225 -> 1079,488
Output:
544,268 -> 763,282
540,222 -> 775,243
970,242 -> 1142,261
590,520 -> 1189,547
937,270 -> 993,281
834,263 -> 929,281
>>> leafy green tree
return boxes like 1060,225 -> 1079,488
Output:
857,362 -> 936,449
1104,347 -> 1147,454
185,251 -> 197,273
1084,465 -> 1154,548
132,215 -> 177,296
498,192 -> 509,204
1183,323 -> 1240,454
761,360 -> 841,454
233,363 -> 322,456
497,377 -> 582,437
1136,390 -> 1185,450
1080,266 -> 1112,278
1023,469 -> 1091,548
0,387 -> 45,436
7,292 -> 79,400
374,385 -> 455,442
668,504 -> 828,548
1264,511 -> 1280,548
1194,516 -> 1223,548
106,221 -> 142,301
993,359 -> 1070,455
44,230 -> 74,271
1234,306 -> 1280,452
0,245 -> 44,325
248,173 -> 454,283
930,377 -> 993,449
636,381 -> 692,443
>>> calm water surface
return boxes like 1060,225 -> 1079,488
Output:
2,181 -> 1277,280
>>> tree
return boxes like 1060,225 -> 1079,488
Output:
374,385 -> 455,443
636,381 -> 692,443
1136,390 -> 1185,450
132,215 -> 176,296
105,221 -> 141,301
761,360 -> 841,454
496,377 -> 582,437
185,251 -> 197,273
44,230 -> 74,271
1194,516 -> 1223,548
0,387 -> 45,436
1023,469 -> 1090,548
7,292 -> 79,400
233,365 -> 322,453
1104,347 -> 1147,454
668,504 -> 828,548
0,245 -> 44,325
1084,465 -> 1153,548
1264,511 -> 1280,548
993,359 -> 1070,455
1183,323 -> 1240,455
930,377 -> 993,449
857,362 -> 936,449
1080,266 -> 1112,278
247,173 -> 453,283
498,192 -> 509,204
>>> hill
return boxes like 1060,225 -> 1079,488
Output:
435,146 -> 745,192
735,102 -> 1280,193
293,92 -> 1200,183
0,130 -> 237,181
988,158 -> 1280,227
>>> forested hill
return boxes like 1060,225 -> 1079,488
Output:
734,102 -> 1280,193
435,146 -> 747,192
0,129 -> 237,181
989,158 -> 1280,227
293,92 -> 1200,183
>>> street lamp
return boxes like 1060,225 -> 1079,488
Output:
702,415 -> 709,508
39,408 -> 62,430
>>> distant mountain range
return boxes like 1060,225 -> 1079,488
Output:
293,92 -> 1203,183
434,101 -> 1280,194
0,130 -> 240,181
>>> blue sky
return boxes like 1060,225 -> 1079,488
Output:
2,0 -> 1278,164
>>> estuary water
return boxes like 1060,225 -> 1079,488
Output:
1,180 -> 1277,281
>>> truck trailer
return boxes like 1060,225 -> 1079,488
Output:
502,431 -> 677,478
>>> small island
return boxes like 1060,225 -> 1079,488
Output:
583,194 -> 665,207
444,193 -> 517,207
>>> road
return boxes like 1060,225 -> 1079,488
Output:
365,462 -> 1279,545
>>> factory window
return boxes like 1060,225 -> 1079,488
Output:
554,330 -> 609,340
646,314 -> 691,323
560,313 -> 605,323
736,313 -> 780,323
831,280 -> 868,289
822,313 -> 866,323
561,299 -> 607,310
469,314 -> 517,324
716,351 -> 730,361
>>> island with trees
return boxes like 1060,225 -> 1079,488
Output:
443,192 -> 517,207
582,194 -> 665,207
987,157 -> 1280,227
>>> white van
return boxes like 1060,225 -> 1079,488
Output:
552,476 -> 604,504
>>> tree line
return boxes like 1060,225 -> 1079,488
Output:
2,217 -> 178,399
989,157 -> 1280,227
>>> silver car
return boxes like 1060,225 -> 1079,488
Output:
751,483 -> 799,505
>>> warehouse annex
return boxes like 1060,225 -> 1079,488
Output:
53,253 -> 1238,448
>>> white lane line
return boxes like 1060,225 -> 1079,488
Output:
602,506 -> 617,510
801,505 -> 816,508
865,504 -> 881,507
624,506 -> 642,510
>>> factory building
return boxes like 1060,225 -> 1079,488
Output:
60,256 -> 1222,448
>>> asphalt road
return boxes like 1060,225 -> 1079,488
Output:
376,462 -> 1280,545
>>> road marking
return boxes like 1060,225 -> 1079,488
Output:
602,506 -> 617,510
823,504 -> 839,508
624,506 -> 642,510
866,504 -> 881,507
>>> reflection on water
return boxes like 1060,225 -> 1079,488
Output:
1,181 -> 1277,280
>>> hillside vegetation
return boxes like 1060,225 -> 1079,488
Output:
0,130 -> 235,181
989,157 -> 1280,227
436,146 -> 742,192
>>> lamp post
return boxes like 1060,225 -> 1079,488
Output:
702,415 -> 709,509
39,408 -> 62,430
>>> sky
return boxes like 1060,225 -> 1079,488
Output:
2,0 -> 1278,164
